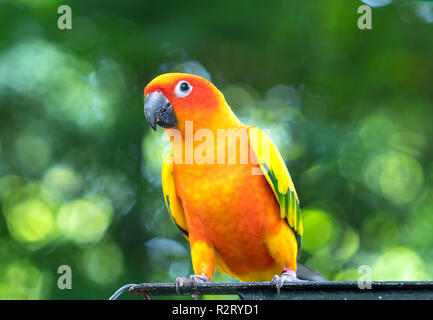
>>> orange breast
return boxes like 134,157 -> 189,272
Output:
173,159 -> 286,279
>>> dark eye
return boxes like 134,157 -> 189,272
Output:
175,80 -> 193,98
180,82 -> 189,92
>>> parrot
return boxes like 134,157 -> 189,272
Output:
143,73 -> 310,293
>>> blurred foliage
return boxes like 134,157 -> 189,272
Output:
0,0 -> 432,299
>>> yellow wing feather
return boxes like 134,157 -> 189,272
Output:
248,127 -> 303,250
161,155 -> 189,239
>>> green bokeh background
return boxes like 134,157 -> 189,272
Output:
0,0 -> 432,299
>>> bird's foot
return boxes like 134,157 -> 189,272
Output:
271,269 -> 303,295
175,274 -> 210,297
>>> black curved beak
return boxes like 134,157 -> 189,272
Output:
144,91 -> 178,131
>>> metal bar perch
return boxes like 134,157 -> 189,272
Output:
112,281 -> 433,300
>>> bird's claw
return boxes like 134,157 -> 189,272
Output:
189,274 -> 209,283
175,277 -> 188,295
271,269 -> 300,296
175,274 -> 210,296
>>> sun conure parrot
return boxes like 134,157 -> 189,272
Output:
143,73 -> 307,292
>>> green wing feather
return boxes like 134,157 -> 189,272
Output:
248,127 -> 302,254
161,155 -> 189,239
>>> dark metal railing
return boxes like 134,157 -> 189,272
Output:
109,281 -> 433,300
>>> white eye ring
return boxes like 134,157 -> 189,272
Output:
174,80 -> 193,98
